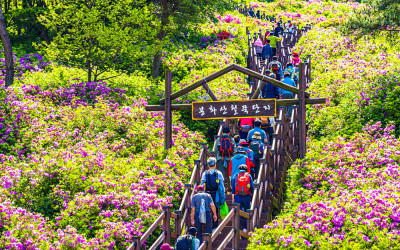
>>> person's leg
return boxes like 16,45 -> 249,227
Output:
217,160 -> 225,178
210,192 -> 219,230
205,211 -> 212,234
239,129 -> 246,140
242,196 -> 252,230
194,213 -> 203,243
272,47 -> 276,56
254,159 -> 260,180
234,195 -> 243,229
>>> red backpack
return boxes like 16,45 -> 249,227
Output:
219,134 -> 233,158
235,172 -> 251,196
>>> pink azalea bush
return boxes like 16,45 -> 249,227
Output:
249,122 -> 400,249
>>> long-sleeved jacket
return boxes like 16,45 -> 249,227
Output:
262,82 -> 279,99
229,154 -> 253,178
274,26 -> 284,37
281,76 -> 297,95
262,44 -> 273,60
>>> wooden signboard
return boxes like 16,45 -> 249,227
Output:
192,99 -> 276,120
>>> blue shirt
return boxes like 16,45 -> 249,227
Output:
280,76 -> 297,95
247,127 -> 267,142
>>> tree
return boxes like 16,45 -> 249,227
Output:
0,0 -> 14,88
40,0 -> 157,82
342,0 -> 400,40
148,0 -> 233,79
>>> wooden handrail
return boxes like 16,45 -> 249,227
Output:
211,209 -> 235,241
217,229 -> 235,250
141,212 -> 165,243
149,233 -> 165,250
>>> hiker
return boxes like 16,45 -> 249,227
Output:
238,118 -> 255,140
229,147 -> 253,182
238,139 -> 256,178
254,37 -> 263,58
201,157 -> 225,231
234,135 -> 240,147
231,164 -> 254,233
249,7 -> 255,18
213,126 -> 236,184
174,227 -> 200,250
286,20 -> 294,34
161,243 -> 174,250
262,73 -> 279,99
247,120 -> 267,143
280,70 -> 297,115
267,33 -> 282,56
262,39 -> 273,61
274,22 -> 284,37
268,56 -> 284,81
191,185 -> 218,244
259,116 -> 273,145
286,63 -> 298,84
292,52 -> 302,66
249,132 -> 264,179
263,30 -> 270,45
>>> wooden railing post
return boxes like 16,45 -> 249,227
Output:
175,210 -> 182,237
194,160 -> 201,184
298,63 -> 306,159
128,237 -> 140,250
232,203 -> 240,249
184,184 -> 192,232
164,70 -> 172,150
202,233 -> 212,250
163,206 -> 171,244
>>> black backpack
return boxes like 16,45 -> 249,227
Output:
175,234 -> 193,250
205,170 -> 219,192
250,141 -> 263,159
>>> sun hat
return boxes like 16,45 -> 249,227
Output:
293,52 -> 299,57
252,131 -> 262,140
196,185 -> 205,191
284,70 -> 291,76
269,73 -> 276,79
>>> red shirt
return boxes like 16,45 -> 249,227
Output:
239,118 -> 255,127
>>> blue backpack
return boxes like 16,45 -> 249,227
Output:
250,141 -> 263,159
175,235 -> 193,250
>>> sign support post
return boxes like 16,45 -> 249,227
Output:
164,71 -> 172,150
298,63 -> 306,159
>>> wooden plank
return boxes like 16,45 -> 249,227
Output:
164,71 -> 172,150
144,98 -> 326,112
240,230 -> 250,239
202,83 -> 218,101
160,64 -> 235,104
239,209 -> 250,219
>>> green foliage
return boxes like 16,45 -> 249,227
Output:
342,0 -> 400,40
360,72 -> 400,137
39,0 -> 157,82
